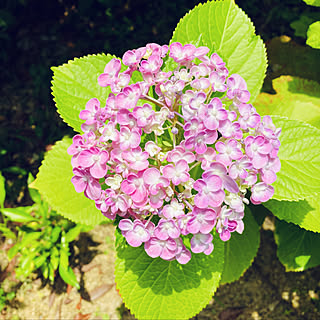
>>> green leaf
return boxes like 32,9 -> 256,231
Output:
307,21 -> 320,49
0,224 -> 16,239
50,226 -> 62,243
255,76 -> 320,128
33,138 -> 107,226
65,224 -> 83,243
27,173 -> 42,204
221,207 -> 260,284
1,208 -> 39,223
52,54 -> 116,132
115,231 -> 224,320
303,0 -> 320,7
50,247 -> 60,270
170,0 -> 267,102
290,15 -> 315,38
34,253 -> 50,269
271,117 -> 320,200
275,219 -> 320,271
0,172 -> 5,208
59,248 -> 80,289
264,193 -> 320,233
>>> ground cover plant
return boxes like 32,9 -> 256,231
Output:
0,172 -> 91,289
27,0 -> 320,319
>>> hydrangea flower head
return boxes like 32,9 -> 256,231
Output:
69,42 -> 281,264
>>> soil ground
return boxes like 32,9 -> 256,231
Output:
1,222 -> 320,320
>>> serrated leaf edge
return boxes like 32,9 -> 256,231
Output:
51,53 -> 117,132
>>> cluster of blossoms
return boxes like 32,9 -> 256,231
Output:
68,42 -> 281,264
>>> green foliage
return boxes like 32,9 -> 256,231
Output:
51,54 -> 117,132
303,0 -> 320,7
170,0 -> 267,102
0,172 -> 5,208
290,15 -> 315,38
1,176 -> 90,288
255,76 -> 320,128
31,1 -> 320,319
33,138 -> 107,226
264,193 -> 320,233
271,117 -> 320,200
275,219 -> 320,271
0,286 -> 15,313
220,207 -> 260,284
115,229 -> 224,320
307,21 -> 320,48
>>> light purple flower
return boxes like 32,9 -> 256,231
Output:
227,74 -> 250,105
215,139 -> 243,167
162,160 -> 190,185
71,168 -> 101,200
119,219 -> 151,247
77,147 -> 109,179
79,98 -> 100,125
260,157 -> 281,184
193,175 -> 224,208
132,103 -> 155,127
185,130 -> 218,154
154,219 -> 180,240
143,167 -> 169,194
121,172 -> 148,206
144,237 -> 177,260
187,207 -> 216,234
199,98 -> 228,131
122,147 -> 149,171
209,71 -> 227,92
203,162 -> 239,194
118,127 -> 141,151
98,58 -> 121,87
245,135 -> 272,169
251,182 -> 274,204
229,156 -> 252,180
162,199 -> 185,219
190,233 -> 213,255
238,103 -> 260,130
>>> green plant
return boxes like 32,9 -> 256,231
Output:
32,0 -> 320,319
0,286 -> 15,313
302,0 -> 320,48
0,172 -> 91,289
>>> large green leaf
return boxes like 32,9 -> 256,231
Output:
303,0 -> 320,7
220,207 -> 260,284
170,0 -> 267,102
115,231 -> 224,320
307,21 -> 320,49
275,219 -> 320,271
265,193 -> 320,233
52,54 -> 116,132
255,76 -> 320,128
271,116 -> 320,200
33,138 -> 106,226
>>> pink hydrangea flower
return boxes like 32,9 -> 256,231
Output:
162,160 -> 190,185
190,233 -> 214,255
69,41 -> 281,264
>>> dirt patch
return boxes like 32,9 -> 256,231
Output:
2,221 -> 320,320
2,224 -> 122,320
